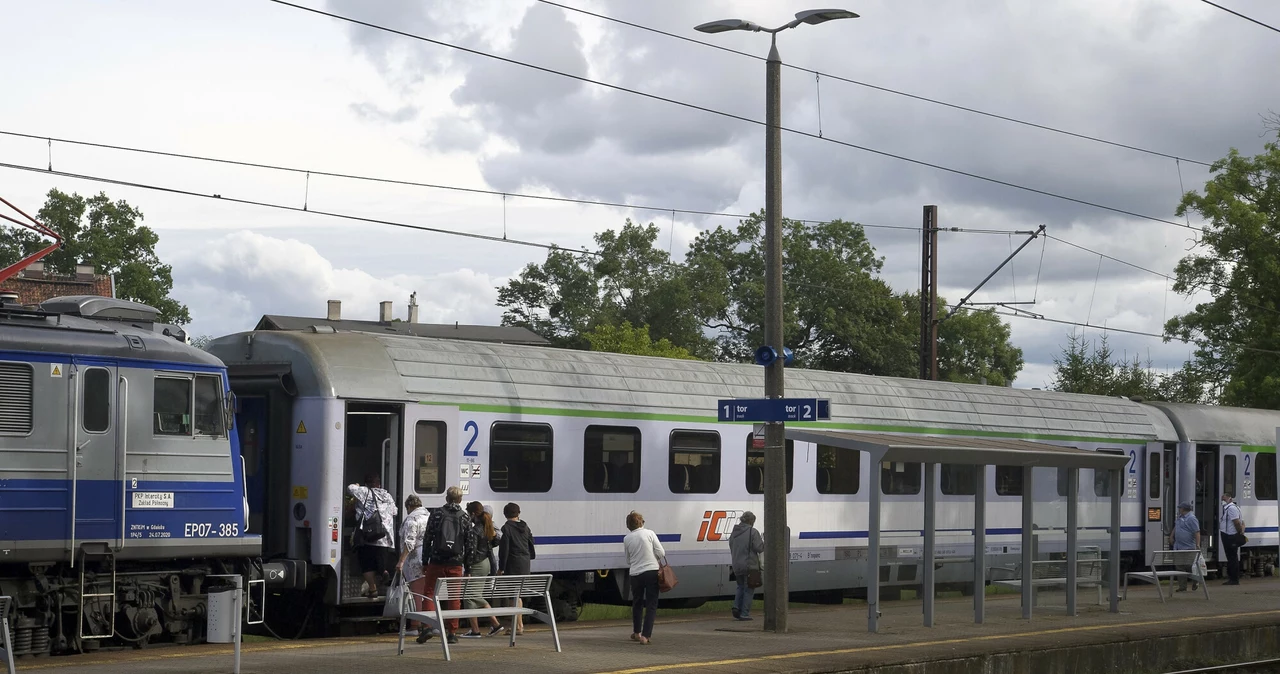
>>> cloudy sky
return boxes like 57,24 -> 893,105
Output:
2,0 -> 1276,387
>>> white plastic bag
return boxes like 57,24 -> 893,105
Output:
384,572 -> 408,617
1193,554 -> 1208,579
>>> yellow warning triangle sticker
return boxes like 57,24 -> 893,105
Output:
296,421 -> 307,434
51,364 -> 62,377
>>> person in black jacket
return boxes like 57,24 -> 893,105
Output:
498,502 -> 536,635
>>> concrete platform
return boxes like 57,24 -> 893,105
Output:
13,578 -> 1280,674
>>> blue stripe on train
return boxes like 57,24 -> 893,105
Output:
537,534 -> 681,545
798,526 -> 1145,540
0,349 -> 225,374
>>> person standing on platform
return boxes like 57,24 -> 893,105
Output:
498,502 -> 536,635
1170,501 -> 1201,592
418,486 -> 475,645
623,511 -> 666,645
1220,492 -> 1245,585
729,511 -> 764,620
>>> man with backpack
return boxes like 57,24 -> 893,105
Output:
417,486 -> 476,645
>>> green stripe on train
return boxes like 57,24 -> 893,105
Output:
1242,445 -> 1277,453
417,400 -> 1150,445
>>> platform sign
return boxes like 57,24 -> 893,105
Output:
717,398 -> 831,423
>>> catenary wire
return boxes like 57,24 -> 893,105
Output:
534,0 -> 1215,167
264,0 -> 1202,233
1198,0 -> 1280,33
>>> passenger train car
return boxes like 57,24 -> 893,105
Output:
0,296 -> 258,655
207,327 -> 1280,626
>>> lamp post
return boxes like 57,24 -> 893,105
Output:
696,8 -> 858,634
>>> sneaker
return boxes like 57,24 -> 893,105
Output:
446,633 -> 459,644
417,628 -> 434,644
737,615 -> 754,621
460,631 -> 483,639
731,607 -> 740,619
487,625 -> 506,637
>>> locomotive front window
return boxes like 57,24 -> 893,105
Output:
817,444 -> 859,495
154,377 -> 192,436
584,425 -> 641,494
669,430 -> 720,494
746,436 -> 793,495
193,375 -> 224,437
489,422 -> 553,493
82,367 -> 111,433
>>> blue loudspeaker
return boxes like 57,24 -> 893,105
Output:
754,345 -> 778,366
782,347 -> 794,366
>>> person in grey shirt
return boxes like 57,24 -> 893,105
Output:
728,512 -> 764,621
1169,502 -> 1201,591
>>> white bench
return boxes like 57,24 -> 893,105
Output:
1,596 -> 14,674
1123,550 -> 1209,603
397,574 -> 562,662
991,552 -> 1105,606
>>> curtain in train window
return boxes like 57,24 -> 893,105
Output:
154,377 -> 192,436
881,461 -> 921,495
193,375 -> 224,437
746,436 -> 793,494
584,425 -> 641,493
1255,454 -> 1277,501
82,367 -> 111,433
995,466 -> 1023,496
941,464 -> 977,495
489,422 -> 553,493
415,421 -> 446,494
816,444 -> 859,494
669,430 -> 720,494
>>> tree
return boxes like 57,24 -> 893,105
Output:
1048,332 -> 1209,403
0,189 -> 190,324
1164,139 -> 1280,408
584,321 -> 697,360
902,297 -> 1024,386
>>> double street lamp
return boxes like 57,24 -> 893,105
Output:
695,9 -> 858,634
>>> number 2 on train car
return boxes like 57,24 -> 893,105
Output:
463,420 -> 479,457
1244,454 -> 1251,476
1128,450 -> 1136,473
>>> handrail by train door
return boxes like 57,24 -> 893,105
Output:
118,376 -> 128,551
68,363 -> 79,566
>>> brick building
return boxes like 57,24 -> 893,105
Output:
3,261 -> 113,306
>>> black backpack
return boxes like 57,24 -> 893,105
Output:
431,508 -> 468,563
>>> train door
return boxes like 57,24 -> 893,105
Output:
69,360 -> 121,549
1142,443 -> 1178,560
236,396 -> 268,536
339,401 -> 403,603
1195,445 -> 1220,564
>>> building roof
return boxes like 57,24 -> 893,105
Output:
252,314 -> 551,346
3,267 -> 112,306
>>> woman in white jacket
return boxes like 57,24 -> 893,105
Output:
622,511 -> 666,645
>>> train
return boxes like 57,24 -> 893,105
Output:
2,294 -> 1277,654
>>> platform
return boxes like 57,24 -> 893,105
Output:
14,577 -> 1280,674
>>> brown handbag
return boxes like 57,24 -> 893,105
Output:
658,564 -> 678,593
746,569 -> 763,589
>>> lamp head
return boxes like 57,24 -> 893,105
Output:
694,18 -> 760,34
794,9 -> 859,25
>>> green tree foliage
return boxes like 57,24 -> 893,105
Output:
1049,333 -> 1209,403
584,321 -> 697,360
1164,140 -> 1280,409
0,189 -> 190,324
901,296 -> 1024,386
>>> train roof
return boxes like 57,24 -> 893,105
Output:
209,329 -> 1181,444
0,297 -> 222,368
1146,401 -> 1279,447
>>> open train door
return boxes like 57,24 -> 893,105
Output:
225,363 -> 296,561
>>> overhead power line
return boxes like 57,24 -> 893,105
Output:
1199,0 -> 1280,34
534,0 -> 1215,167
265,0 -> 1201,233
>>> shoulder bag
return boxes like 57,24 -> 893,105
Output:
658,563 -> 678,593
352,490 -> 389,548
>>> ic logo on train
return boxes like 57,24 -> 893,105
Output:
696,509 -> 744,542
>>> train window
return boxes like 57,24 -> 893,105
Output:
1256,454 -> 1277,501
1094,449 -> 1125,497
82,368 -> 111,433
669,430 -> 720,494
154,377 -> 192,435
1224,455 -> 1237,499
881,461 -> 921,495
941,464 -> 977,495
584,426 -> 641,494
0,362 -> 34,435
489,422 -> 553,493
415,421 -> 446,494
1148,452 -> 1161,500
746,436 -> 793,494
193,375 -> 224,437
817,444 -> 859,494
996,466 -> 1023,496
1058,467 -> 1073,497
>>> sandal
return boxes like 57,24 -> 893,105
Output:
630,633 -> 640,642
638,636 -> 650,645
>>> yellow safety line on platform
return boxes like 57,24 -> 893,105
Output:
595,609 -> 1280,674
17,639 -> 370,670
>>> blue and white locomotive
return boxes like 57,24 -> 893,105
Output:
0,295 -> 258,655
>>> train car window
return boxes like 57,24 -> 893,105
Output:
154,377 -> 193,436
1148,452 -> 1161,500
1058,467 -> 1073,497
1224,455 -> 1237,499
82,368 -> 111,433
584,426 -> 641,494
816,444 -> 859,494
1255,454 -> 1277,501
1093,449 -> 1125,497
0,362 -> 34,435
669,430 -> 720,494
489,422 -> 553,493
881,461 -> 921,495
415,421 -> 446,494
746,436 -> 794,494
193,375 -> 224,437
941,464 -> 977,495
996,466 -> 1023,496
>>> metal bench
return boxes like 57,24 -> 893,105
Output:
397,573 -> 562,662
991,551 -> 1105,606
1124,550 -> 1209,603
1,596 -> 14,674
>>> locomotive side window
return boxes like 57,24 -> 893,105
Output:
996,466 -> 1023,496
489,422 -> 553,493
584,425 -> 641,494
415,421 -> 446,494
1224,455 -> 1237,498
881,461 -> 921,495
1256,454 -> 1277,501
82,367 -> 111,433
669,430 -> 720,494
1094,448 -> 1125,497
816,444 -> 859,494
941,464 -> 977,495
0,362 -> 34,435
154,377 -> 193,435
746,436 -> 793,494
193,375 -> 224,437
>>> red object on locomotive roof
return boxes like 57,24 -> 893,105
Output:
0,194 -> 63,285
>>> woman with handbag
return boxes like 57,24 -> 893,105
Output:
623,511 -> 667,645
396,495 -> 429,635
347,473 -> 398,599
729,511 -> 764,621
